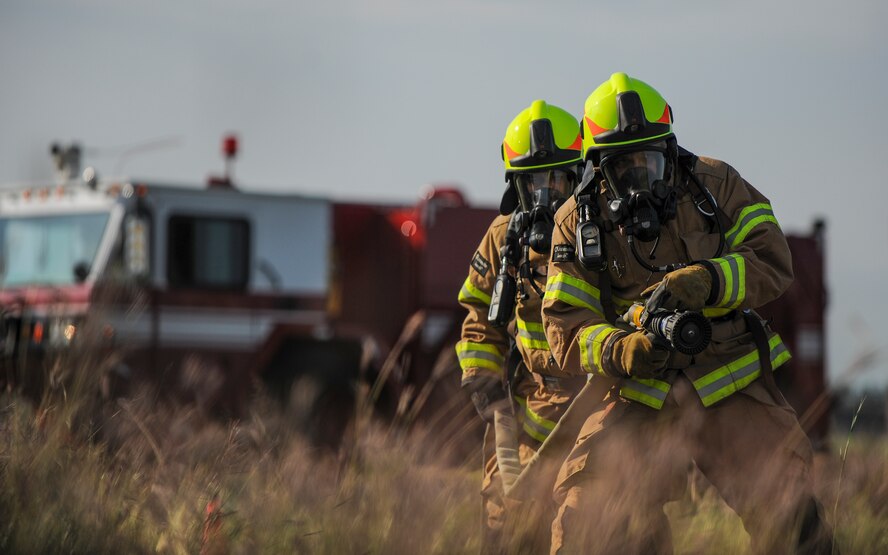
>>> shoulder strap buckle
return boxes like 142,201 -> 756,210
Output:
695,195 -> 717,218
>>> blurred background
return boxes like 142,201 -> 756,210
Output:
1,0 -> 886,394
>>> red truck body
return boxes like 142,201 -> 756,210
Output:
759,223 -> 829,445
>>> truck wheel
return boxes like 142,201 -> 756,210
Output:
261,338 -> 363,452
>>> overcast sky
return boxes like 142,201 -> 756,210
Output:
2,0 -> 886,389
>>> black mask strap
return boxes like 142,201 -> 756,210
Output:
574,159 -> 599,198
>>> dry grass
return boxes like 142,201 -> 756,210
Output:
0,346 -> 484,555
0,354 -> 886,554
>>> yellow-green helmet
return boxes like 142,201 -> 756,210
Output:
582,72 -> 674,162
502,100 -> 582,173
500,100 -> 582,214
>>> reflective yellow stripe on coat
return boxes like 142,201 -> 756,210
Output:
545,272 -> 633,316
578,323 -> 620,374
545,272 -> 604,317
455,341 -> 504,377
618,334 -> 791,409
516,315 -> 549,350
726,202 -> 780,249
515,396 -> 557,443
620,377 -> 672,410
693,334 -> 791,407
458,277 -> 491,305
709,254 -> 746,309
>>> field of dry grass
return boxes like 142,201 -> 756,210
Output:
0,359 -> 886,554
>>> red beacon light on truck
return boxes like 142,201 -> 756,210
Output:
207,134 -> 239,189
223,135 -> 238,159
385,186 -> 470,249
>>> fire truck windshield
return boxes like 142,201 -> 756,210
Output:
0,212 -> 110,287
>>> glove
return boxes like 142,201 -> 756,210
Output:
608,331 -> 669,379
642,264 -> 711,312
463,374 -> 509,423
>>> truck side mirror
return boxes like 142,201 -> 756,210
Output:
73,261 -> 90,283
124,215 -> 150,279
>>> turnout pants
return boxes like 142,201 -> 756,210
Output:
481,377 -> 582,554
550,374 -> 833,555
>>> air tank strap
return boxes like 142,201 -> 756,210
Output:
742,309 -> 783,403
598,262 -> 619,326
677,146 -> 732,232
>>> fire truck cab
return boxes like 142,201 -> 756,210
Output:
0,157 -> 498,454
0,177 -> 336,411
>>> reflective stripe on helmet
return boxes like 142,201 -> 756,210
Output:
693,334 -> 791,407
725,203 -> 780,249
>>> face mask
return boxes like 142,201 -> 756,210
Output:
599,144 -> 671,241
514,169 -> 574,253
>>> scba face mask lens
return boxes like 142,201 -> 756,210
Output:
600,147 -> 668,201
599,144 -> 673,241
515,169 -> 573,212
514,169 -> 574,254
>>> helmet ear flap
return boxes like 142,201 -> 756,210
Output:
576,159 -> 599,196
499,182 -> 520,215
664,137 -> 678,183
587,150 -> 602,167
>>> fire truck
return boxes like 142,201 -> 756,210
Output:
0,140 -> 831,448
0,142 -> 496,450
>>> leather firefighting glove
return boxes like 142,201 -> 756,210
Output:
463,374 -> 509,424
642,264 -> 711,312
607,331 -> 670,379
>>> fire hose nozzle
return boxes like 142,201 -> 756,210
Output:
625,303 -> 712,356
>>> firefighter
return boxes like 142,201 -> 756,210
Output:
456,100 -> 588,553
542,73 -> 834,554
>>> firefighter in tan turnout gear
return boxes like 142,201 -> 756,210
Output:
456,100 -> 587,553
542,73 -> 834,554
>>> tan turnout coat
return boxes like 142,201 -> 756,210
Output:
543,155 -> 794,410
